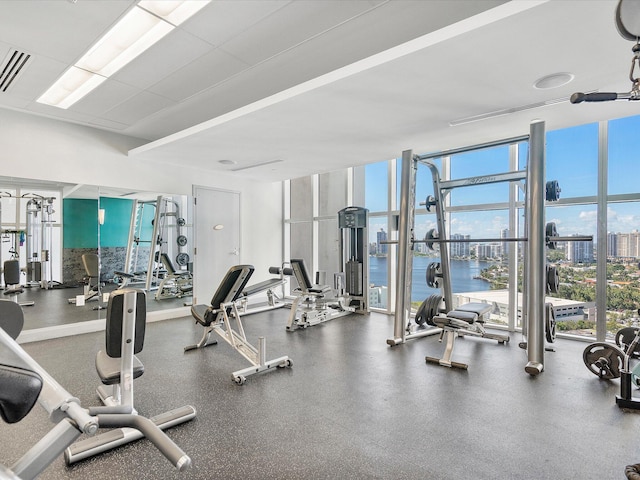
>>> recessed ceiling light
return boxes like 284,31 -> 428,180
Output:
533,72 -> 574,90
218,159 -> 236,165
37,1 -> 211,109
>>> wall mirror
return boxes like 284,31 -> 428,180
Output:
0,176 -> 192,337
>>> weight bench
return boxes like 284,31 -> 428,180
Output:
185,264 -> 292,385
155,253 -> 193,300
68,253 -> 103,308
3,260 -> 34,307
286,258 -> 354,331
425,302 -> 510,370
65,289 -> 196,464
236,265 -> 292,315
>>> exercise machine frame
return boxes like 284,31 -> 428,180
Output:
387,122 -> 554,374
0,299 -> 191,479
186,264 -> 292,385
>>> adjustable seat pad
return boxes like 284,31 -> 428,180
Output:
0,348 -> 42,424
191,265 -> 255,327
242,278 -> 284,297
446,310 -> 479,324
95,350 -> 144,385
191,304 -> 215,327
96,289 -> 147,385
290,259 -> 331,294
454,302 -> 492,316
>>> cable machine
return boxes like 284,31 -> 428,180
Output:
338,206 -> 369,313
24,195 -> 55,289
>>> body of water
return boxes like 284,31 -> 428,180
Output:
369,255 -> 492,302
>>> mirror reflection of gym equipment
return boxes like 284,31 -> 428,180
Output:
0,181 -> 194,335
114,195 -> 193,302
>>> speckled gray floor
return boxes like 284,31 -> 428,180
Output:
5,283 -> 187,329
1,310 -> 639,479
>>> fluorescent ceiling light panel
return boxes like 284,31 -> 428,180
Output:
37,1 -> 209,109
37,66 -> 106,109
139,0 -> 210,26
76,6 -> 173,77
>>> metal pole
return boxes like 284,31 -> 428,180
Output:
508,143 -> 518,332
424,161 -> 453,311
388,150 -> 416,345
596,121 -> 608,342
415,135 -> 530,162
525,120 -> 545,375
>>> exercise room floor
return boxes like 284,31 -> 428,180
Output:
2,309 -> 639,479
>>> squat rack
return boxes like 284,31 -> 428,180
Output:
387,121 -> 551,375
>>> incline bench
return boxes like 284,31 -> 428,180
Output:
186,264 -> 292,384
425,302 -> 509,370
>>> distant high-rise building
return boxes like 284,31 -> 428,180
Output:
607,232 -> 618,257
477,243 -> 501,259
566,234 -> 594,263
615,230 -> 640,258
376,228 -> 388,255
501,228 -> 510,257
450,233 -> 470,257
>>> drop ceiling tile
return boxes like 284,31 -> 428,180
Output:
0,0 -> 134,63
70,78 -> 141,117
147,48 -> 249,103
111,29 -> 215,91
182,0 -> 289,47
102,90 -> 176,126
218,0 -> 388,65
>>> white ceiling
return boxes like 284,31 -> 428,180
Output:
0,0 -> 638,183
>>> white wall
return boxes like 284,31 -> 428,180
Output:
0,109 -> 283,282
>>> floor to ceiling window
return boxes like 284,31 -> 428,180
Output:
284,113 -> 640,341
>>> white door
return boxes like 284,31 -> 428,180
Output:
193,186 -> 240,304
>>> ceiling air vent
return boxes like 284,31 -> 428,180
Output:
0,49 -> 31,93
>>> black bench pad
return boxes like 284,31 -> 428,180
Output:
0,349 -> 42,424
96,350 -> 144,386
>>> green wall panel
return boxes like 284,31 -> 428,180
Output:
99,197 -> 134,248
62,199 -> 98,249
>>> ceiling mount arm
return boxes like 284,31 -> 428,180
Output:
571,1 -> 640,104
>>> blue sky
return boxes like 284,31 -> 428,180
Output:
365,114 -> 640,243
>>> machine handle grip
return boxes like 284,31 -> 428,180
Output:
97,414 -> 191,471
570,92 -> 618,103
268,266 -> 294,276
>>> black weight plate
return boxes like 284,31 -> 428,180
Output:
545,303 -> 556,343
545,180 -> 561,202
425,294 -> 442,327
424,229 -> 438,251
615,327 -> 640,357
426,262 -> 441,288
176,252 -> 190,266
177,235 -> 188,246
424,195 -> 436,213
415,294 -> 442,326
582,342 -> 624,379
415,298 -> 429,326
545,222 -> 558,250
546,265 -> 559,294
